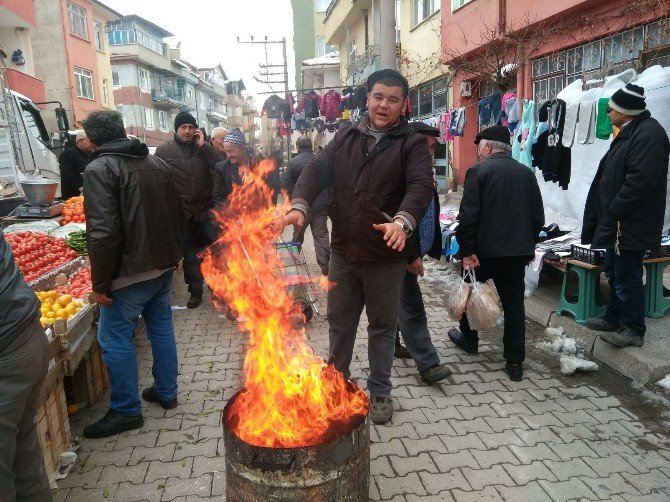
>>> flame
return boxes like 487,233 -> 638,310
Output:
202,159 -> 368,448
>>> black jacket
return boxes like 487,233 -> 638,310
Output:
282,148 -> 328,211
458,152 -> 545,259
155,135 -> 222,220
0,229 -> 40,354
58,145 -> 90,198
213,155 -> 280,206
83,138 -> 185,294
582,110 -> 669,250
292,116 -> 434,262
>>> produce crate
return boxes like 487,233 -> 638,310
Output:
28,258 -> 85,292
54,301 -> 98,376
570,244 -> 605,265
64,340 -> 108,409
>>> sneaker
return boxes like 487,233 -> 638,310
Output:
420,363 -> 452,385
585,317 -> 619,331
369,395 -> 393,424
142,387 -> 178,410
187,293 -> 202,309
447,328 -> 478,354
600,328 -> 644,348
83,409 -> 143,439
505,362 -> 523,382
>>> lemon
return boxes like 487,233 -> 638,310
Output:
46,311 -> 56,319
48,291 -> 58,300
40,316 -> 49,325
43,297 -> 54,305
59,294 -> 72,307
65,304 -> 77,316
56,308 -> 66,318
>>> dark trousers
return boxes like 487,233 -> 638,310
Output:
603,249 -> 646,335
292,207 -> 330,275
327,253 -> 406,396
459,256 -> 529,363
398,271 -> 441,372
182,215 -> 218,295
0,315 -> 52,502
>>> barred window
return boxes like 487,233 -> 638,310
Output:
67,2 -> 89,40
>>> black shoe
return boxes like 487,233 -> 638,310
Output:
83,409 -> 143,439
585,317 -> 619,332
505,362 -> 523,382
142,387 -> 178,410
394,342 -> 412,359
187,293 -> 202,309
420,363 -> 452,385
447,328 -> 478,354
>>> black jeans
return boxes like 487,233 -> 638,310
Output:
182,215 -> 218,295
459,256 -> 529,364
603,249 -> 646,335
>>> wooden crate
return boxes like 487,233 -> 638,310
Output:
65,340 -> 108,408
36,365 -> 71,482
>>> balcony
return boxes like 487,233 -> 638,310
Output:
347,45 -> 380,82
227,115 -> 244,128
151,88 -> 185,108
323,0 -> 372,45
206,107 -> 228,123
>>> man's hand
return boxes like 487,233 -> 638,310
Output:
92,291 -> 113,305
275,209 -> 305,235
372,222 -> 406,251
193,129 -> 205,147
462,254 -> 480,270
407,257 -> 424,276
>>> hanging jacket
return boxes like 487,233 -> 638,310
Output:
296,91 -> 322,118
353,86 -> 367,110
582,110 -> 669,250
536,100 -> 571,190
320,90 -> 342,119
262,94 -> 290,119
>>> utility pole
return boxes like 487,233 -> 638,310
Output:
237,36 -> 291,169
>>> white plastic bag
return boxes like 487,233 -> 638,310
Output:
444,271 -> 471,321
465,270 -> 502,332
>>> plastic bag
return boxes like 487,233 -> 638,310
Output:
444,271 -> 471,321
466,270 -> 502,331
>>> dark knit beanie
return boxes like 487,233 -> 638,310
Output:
609,84 -> 646,116
174,111 -> 198,130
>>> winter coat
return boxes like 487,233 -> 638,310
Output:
458,152 -> 545,259
320,90 -> 342,119
155,134 -> 222,220
282,148 -> 327,211
58,145 -> 90,198
291,116 -> 434,263
213,156 -> 280,206
582,110 -> 669,250
83,138 -> 185,294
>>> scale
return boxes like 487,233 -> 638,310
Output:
14,201 -> 64,218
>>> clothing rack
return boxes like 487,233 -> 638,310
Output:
257,85 -> 366,95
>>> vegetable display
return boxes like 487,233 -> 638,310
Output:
56,267 -> 92,299
62,196 -> 86,224
66,230 -> 88,256
5,231 -> 78,282
36,291 -> 84,327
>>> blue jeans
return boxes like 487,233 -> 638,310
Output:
98,270 -> 177,416
603,249 -> 646,336
183,215 -> 218,295
326,253 -> 406,396
397,271 -> 440,372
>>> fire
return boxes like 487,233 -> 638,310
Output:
202,159 -> 368,448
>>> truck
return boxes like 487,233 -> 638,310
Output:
1,46 -> 69,216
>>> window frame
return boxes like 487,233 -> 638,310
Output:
74,66 -> 94,100
451,0 -> 471,13
67,1 -> 89,40
412,0 -> 439,28
138,68 -> 151,91
158,110 -> 168,130
144,107 -> 155,129
102,78 -> 109,106
93,20 -> 104,51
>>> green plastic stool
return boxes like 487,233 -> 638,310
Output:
644,260 -> 670,318
556,261 -> 608,325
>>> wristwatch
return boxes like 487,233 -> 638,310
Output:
394,219 -> 412,238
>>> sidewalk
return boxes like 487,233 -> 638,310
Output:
52,229 -> 670,501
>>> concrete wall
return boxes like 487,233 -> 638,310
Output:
92,3 -> 118,110
0,26 -> 37,77
398,0 -> 443,89
291,0 -> 316,90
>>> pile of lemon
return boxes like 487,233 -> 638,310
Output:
37,291 -> 84,327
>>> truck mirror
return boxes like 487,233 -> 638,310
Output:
55,107 -> 69,132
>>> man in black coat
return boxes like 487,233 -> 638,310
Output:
58,130 -> 93,198
282,136 -> 330,276
448,126 -> 544,381
582,84 -> 670,348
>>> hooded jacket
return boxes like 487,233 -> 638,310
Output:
291,116 -> 434,262
155,134 -> 222,220
582,110 -> 669,250
83,138 -> 185,294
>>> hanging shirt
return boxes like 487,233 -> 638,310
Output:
576,101 -> 596,144
450,108 -> 466,137
512,99 -> 536,168
596,97 -> 613,140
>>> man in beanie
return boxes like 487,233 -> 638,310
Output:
583,84 -> 670,348
448,126 -> 544,382
277,69 -> 434,424
155,111 -> 223,308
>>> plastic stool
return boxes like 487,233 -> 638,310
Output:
556,260 -> 608,325
644,260 -> 670,318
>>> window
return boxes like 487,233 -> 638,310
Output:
199,92 -> 206,110
94,21 -> 104,51
74,67 -> 94,99
347,37 -> 357,63
158,110 -> 168,130
112,69 -> 119,86
107,19 -> 164,55
314,0 -> 329,12
139,68 -> 150,90
67,2 -> 89,40
144,107 -> 154,129
315,36 -> 338,57
102,78 -> 109,106
186,87 -> 194,100
451,0 -> 471,12
412,0 -> 439,27
409,77 -> 448,118
533,75 -> 564,103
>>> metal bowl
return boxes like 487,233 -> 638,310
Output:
20,180 -> 60,206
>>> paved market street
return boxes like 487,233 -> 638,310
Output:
53,231 -> 670,502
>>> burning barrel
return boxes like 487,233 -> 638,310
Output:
222,390 -> 370,502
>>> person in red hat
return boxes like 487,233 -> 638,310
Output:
448,125 -> 545,382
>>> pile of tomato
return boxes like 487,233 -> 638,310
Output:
62,196 -> 86,224
56,266 -> 92,299
5,231 -> 78,282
